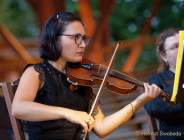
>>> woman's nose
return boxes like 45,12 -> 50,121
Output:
78,40 -> 86,48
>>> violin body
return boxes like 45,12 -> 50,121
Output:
66,58 -> 171,103
66,59 -> 137,95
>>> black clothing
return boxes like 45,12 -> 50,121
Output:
23,61 -> 94,140
145,70 -> 184,140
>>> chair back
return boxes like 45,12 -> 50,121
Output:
1,82 -> 25,140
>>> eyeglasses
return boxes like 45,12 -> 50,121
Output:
165,43 -> 179,51
59,33 -> 90,46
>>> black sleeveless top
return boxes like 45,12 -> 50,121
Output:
23,61 -> 94,140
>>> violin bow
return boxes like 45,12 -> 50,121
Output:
82,42 -> 120,140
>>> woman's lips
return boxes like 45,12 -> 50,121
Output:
76,51 -> 84,56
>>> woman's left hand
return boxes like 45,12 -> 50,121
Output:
142,83 -> 161,101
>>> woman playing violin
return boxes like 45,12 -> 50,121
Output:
144,28 -> 184,140
12,12 -> 161,140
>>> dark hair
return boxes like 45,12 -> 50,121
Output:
156,28 -> 178,72
39,12 -> 83,61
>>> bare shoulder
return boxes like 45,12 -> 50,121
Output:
19,65 -> 41,87
14,66 -> 41,101
22,65 -> 40,77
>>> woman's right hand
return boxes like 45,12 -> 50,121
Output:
65,110 -> 95,133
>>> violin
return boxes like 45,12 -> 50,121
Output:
66,43 -> 171,140
66,58 -> 171,101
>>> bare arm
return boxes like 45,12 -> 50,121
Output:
12,66 -> 94,133
93,83 -> 161,138
12,66 -> 67,121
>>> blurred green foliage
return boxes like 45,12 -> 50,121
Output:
0,0 -> 184,71
0,0 -> 39,37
